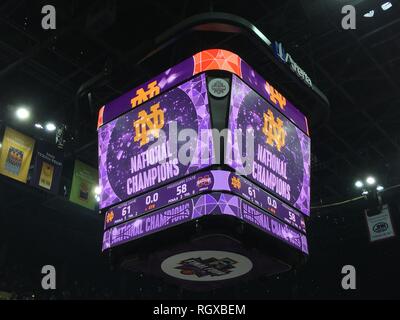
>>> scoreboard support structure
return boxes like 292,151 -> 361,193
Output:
94,14 -> 329,290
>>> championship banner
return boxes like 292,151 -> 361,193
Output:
227,75 -> 311,216
98,73 -> 214,209
0,127 -> 35,183
102,192 -> 308,254
30,141 -> 63,194
69,160 -> 98,210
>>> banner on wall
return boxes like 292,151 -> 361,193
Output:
30,141 -> 63,194
366,205 -> 395,242
0,127 -> 35,183
69,160 -> 98,210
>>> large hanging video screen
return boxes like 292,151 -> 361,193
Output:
98,74 -> 214,209
227,75 -> 311,216
102,192 -> 309,254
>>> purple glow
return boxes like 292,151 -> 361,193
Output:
102,192 -> 308,254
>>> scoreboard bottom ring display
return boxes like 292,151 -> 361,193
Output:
102,171 -> 308,290
108,212 -> 305,291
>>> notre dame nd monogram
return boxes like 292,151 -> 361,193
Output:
134,103 -> 165,146
263,109 -> 287,152
131,81 -> 160,108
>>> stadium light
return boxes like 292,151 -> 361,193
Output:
355,180 -> 364,188
381,2 -> 392,11
45,122 -> 57,132
366,176 -> 376,185
35,123 -> 44,129
16,107 -> 30,120
377,185 -> 384,191
363,10 -> 375,17
94,186 -> 101,195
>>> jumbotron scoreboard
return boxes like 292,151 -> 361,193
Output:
98,49 -> 311,289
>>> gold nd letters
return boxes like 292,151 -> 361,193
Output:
131,81 -> 160,108
134,103 -> 165,146
231,176 -> 241,190
263,109 -> 287,152
106,211 -> 114,223
266,81 -> 286,110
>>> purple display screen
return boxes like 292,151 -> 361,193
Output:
98,74 -> 214,209
99,50 -> 309,136
227,75 -> 311,216
104,170 -> 306,233
102,192 -> 308,254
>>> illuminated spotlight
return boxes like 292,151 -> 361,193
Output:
45,122 -> 57,132
35,123 -> 44,129
15,107 -> 30,120
363,10 -> 375,17
362,190 -> 369,195
355,180 -> 364,188
366,176 -> 376,185
94,186 -> 101,195
377,185 -> 384,191
381,2 -> 392,11
95,195 -> 101,202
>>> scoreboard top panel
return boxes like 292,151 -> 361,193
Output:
97,49 -> 309,136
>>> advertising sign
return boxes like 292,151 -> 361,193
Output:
0,127 -> 35,183
227,75 -> 311,215
366,205 -> 395,242
102,192 -> 308,254
70,160 -> 98,210
103,170 -> 306,233
98,74 -> 214,209
30,141 -> 63,193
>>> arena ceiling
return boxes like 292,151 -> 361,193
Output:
1,0 -> 400,299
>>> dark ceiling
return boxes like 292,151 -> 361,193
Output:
1,0 -> 400,299
1,0 -> 400,203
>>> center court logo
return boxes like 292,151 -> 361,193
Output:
161,251 -> 253,282
176,257 -> 238,278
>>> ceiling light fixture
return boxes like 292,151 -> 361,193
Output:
381,2 -> 392,11
363,10 -> 375,17
366,176 -> 376,185
45,122 -> 57,132
16,107 -> 30,120
94,186 -> 101,195
355,180 -> 364,188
